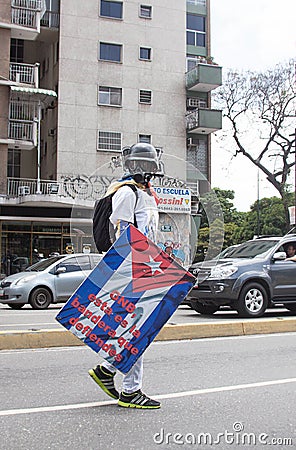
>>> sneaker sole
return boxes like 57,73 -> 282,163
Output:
118,400 -> 161,409
88,369 -> 119,399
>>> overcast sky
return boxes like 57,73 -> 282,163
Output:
209,0 -> 296,211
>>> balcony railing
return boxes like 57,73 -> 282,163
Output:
186,63 -> 222,92
8,121 -> 35,141
9,62 -> 39,86
186,108 -> 222,134
40,11 -> 59,28
7,178 -> 60,197
6,178 -> 100,200
11,0 -> 43,10
187,0 -> 206,6
9,99 -> 38,121
11,6 -> 38,28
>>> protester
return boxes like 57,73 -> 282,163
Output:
89,143 -> 161,409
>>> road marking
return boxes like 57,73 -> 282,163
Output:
0,323 -> 55,328
1,331 -> 296,355
1,377 -> 296,417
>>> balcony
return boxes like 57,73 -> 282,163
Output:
186,63 -> 222,92
0,0 -> 44,39
186,108 -> 222,134
40,10 -> 59,29
3,177 -> 102,207
2,99 -> 38,150
10,62 -> 39,86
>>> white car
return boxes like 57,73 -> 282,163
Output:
0,253 -> 102,310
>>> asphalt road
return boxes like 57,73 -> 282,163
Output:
1,333 -> 295,450
0,303 -> 295,332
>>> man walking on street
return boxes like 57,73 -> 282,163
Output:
89,143 -> 161,409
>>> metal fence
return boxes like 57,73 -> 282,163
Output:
9,100 -> 38,121
11,0 -> 42,9
187,0 -> 206,6
186,110 -> 199,131
8,121 -> 34,141
40,11 -> 59,28
9,63 -> 37,86
11,6 -> 38,28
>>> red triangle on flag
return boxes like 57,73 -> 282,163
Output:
129,226 -> 194,293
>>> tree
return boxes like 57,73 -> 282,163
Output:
214,60 -> 296,231
199,187 -> 244,227
196,188 -> 245,261
234,195 -> 294,242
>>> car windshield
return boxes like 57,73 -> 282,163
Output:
222,239 -> 279,259
25,256 -> 64,272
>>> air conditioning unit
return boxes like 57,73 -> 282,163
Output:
187,98 -> 200,108
187,98 -> 207,108
18,186 -> 30,196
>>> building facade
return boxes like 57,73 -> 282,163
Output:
0,0 -> 222,276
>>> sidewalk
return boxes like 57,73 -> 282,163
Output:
1,316 -> 296,351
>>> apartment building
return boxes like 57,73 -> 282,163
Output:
0,0 -> 222,275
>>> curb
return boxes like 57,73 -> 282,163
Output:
1,318 -> 296,351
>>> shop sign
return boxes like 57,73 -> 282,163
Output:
154,187 -> 191,214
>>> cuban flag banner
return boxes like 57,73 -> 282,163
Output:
56,225 -> 195,374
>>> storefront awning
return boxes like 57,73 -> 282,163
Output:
10,86 -> 57,103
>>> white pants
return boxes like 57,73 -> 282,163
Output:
102,356 -> 143,394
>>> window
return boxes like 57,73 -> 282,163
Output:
98,131 -> 122,151
139,47 -> 151,61
57,255 -> 91,272
10,39 -> 24,63
139,134 -> 151,144
139,90 -> 152,104
186,14 -> 206,47
98,86 -> 122,106
139,5 -> 152,18
100,0 -> 123,19
99,42 -> 122,62
187,139 -> 207,176
7,149 -> 21,178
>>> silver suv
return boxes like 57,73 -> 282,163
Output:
0,253 -> 101,310
188,236 -> 296,318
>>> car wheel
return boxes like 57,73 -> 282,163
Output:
29,287 -> 52,309
237,282 -> 268,318
285,304 -> 296,313
8,303 -> 25,309
190,301 -> 220,315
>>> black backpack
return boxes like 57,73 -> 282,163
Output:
93,184 -> 138,253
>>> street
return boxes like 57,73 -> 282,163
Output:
1,332 -> 295,449
0,303 -> 294,332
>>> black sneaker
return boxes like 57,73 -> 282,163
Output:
118,390 -> 161,409
88,365 -> 119,399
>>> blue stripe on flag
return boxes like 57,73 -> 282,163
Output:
110,281 -> 192,372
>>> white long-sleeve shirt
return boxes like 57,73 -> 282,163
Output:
110,185 -> 158,242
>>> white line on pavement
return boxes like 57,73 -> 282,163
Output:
1,331 -> 296,356
1,377 -> 296,417
0,323 -> 56,328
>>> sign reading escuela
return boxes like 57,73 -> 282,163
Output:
154,187 -> 191,214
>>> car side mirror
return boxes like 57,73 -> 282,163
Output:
273,251 -> 287,261
55,266 -> 67,275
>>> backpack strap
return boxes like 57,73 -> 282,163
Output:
126,183 -> 139,227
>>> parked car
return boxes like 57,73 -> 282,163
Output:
0,253 -> 102,310
188,235 -> 296,318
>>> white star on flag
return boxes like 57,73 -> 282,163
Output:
144,256 -> 164,275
